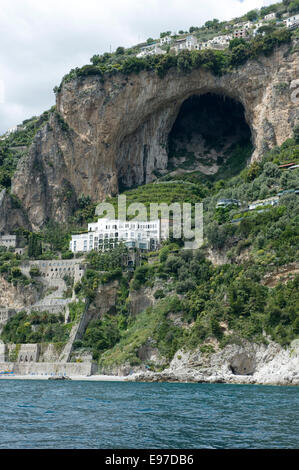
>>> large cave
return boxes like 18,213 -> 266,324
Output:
167,93 -> 253,178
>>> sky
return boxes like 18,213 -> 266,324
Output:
0,0 -> 278,134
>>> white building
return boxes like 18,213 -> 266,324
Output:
243,21 -> 254,30
234,21 -> 247,29
136,44 -> 166,58
172,35 -> 199,53
201,35 -> 232,50
248,196 -> 279,211
252,22 -> 265,37
160,36 -> 172,46
264,13 -> 276,21
70,218 -> 164,253
284,14 -> 299,28
0,235 -> 16,249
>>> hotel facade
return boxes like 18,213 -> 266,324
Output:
70,218 -> 168,253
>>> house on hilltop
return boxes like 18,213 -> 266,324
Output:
284,14 -> 299,28
160,35 -> 172,46
136,43 -> 166,58
171,35 -> 199,53
201,35 -> 232,50
264,12 -> 276,21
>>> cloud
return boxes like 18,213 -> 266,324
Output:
0,0 -> 278,134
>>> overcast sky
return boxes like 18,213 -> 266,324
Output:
0,0 -> 277,134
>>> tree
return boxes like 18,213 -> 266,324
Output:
246,10 -> 259,22
289,0 -> 299,13
229,37 -> 247,50
230,44 -> 250,66
257,25 -> 275,35
147,38 -> 154,44
293,124 -> 299,144
28,233 -> 42,258
116,46 -> 125,55
205,21 -> 212,29
177,50 -> 193,73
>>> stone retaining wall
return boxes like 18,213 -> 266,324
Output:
0,361 -> 97,376
21,259 -> 85,283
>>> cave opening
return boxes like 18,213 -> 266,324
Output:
167,93 -> 253,179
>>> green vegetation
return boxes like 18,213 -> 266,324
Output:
98,296 -> 185,368
1,311 -> 70,344
0,251 -> 30,286
57,28 -> 292,90
105,182 -> 207,218
68,300 -> 85,323
0,110 -> 53,189
76,315 -> 123,361
74,244 -> 128,301
78,133 -> 298,365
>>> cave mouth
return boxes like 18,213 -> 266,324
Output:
167,93 -> 253,178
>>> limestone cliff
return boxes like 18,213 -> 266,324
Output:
11,42 -> 299,229
131,339 -> 299,386
0,189 -> 31,233
0,275 -> 42,309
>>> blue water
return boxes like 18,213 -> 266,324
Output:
0,380 -> 298,448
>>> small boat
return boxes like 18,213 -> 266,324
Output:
48,376 -> 71,381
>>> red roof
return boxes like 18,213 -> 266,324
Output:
279,162 -> 295,168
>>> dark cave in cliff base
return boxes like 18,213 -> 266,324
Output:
167,93 -> 253,179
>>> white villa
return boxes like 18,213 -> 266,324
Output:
136,43 -> 166,58
264,12 -> 276,21
171,35 -> 199,53
160,36 -> 172,46
284,14 -> 299,28
70,218 -> 166,253
0,234 -> 17,249
201,35 -> 232,50
248,196 -> 279,211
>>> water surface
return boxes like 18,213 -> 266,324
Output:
0,381 -> 298,448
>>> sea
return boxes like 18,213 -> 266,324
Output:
0,380 -> 298,449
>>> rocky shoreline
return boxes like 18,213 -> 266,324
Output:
129,339 -> 299,386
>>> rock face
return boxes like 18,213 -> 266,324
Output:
12,42 -> 299,229
131,339 -> 299,386
0,275 -> 41,309
0,189 -> 31,232
128,287 -> 155,316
